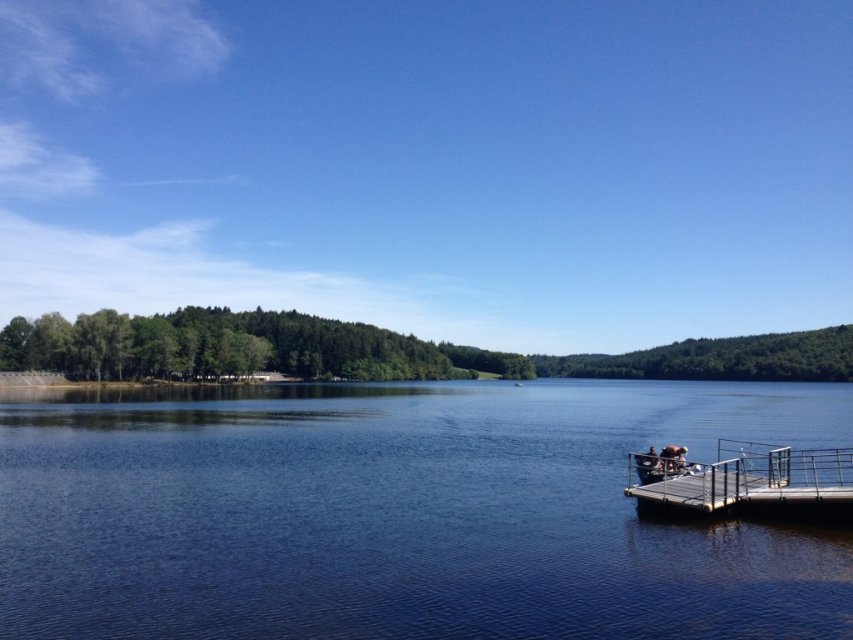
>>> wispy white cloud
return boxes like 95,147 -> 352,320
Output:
0,1 -> 101,102
0,121 -> 99,198
0,211 -> 570,353
126,218 -> 215,248
0,0 -> 230,102
0,210 -> 443,335
89,0 -> 230,80
0,119 -> 247,199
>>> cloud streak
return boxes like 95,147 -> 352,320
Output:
90,0 -> 230,79
0,120 -> 247,199
0,0 -> 230,101
0,211 -> 446,337
117,174 -> 249,188
0,121 -> 99,198
0,1 -> 102,101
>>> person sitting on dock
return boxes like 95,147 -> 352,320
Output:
661,445 -> 688,472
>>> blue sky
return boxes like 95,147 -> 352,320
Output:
1,1 -> 850,355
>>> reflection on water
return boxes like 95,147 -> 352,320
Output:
0,380 -> 455,404
0,407 -> 384,430
0,379 -> 851,639
627,515 -> 853,584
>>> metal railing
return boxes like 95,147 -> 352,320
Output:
718,439 -> 793,488
767,447 -> 792,488
704,457 -> 743,509
718,440 -> 853,493
786,448 -> 853,495
627,440 -> 853,510
718,438 -> 784,469
626,452 -> 747,510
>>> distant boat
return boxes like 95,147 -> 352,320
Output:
515,383 -> 524,387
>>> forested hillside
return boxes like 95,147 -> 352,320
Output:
0,307 -> 483,382
438,343 -> 537,380
4,308 -> 848,383
531,325 -> 853,382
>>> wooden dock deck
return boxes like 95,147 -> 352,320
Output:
625,473 -> 853,512
625,473 -> 766,512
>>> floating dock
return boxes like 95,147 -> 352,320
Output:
625,439 -> 853,523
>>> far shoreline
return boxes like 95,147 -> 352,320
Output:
0,373 -> 300,390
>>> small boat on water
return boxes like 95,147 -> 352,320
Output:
633,445 -> 692,485
634,458 -> 696,485
634,454 -> 665,484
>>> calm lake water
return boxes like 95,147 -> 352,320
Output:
0,379 -> 851,639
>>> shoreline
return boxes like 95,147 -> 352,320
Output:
0,373 -> 295,390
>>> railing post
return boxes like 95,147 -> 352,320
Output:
768,451 -> 772,488
811,456 -> 820,498
736,458 -> 742,499
711,464 -> 717,508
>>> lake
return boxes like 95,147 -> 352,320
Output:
0,379 -> 851,638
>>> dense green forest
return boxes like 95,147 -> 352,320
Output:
0,307 -> 531,382
438,343 -> 537,380
531,325 -> 853,382
3,308 -> 849,383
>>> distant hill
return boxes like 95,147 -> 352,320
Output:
3,308 -> 850,383
530,325 -> 853,382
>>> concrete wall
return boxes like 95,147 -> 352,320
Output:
0,371 -> 70,387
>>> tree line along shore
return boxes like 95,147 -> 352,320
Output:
531,324 -> 852,382
1,307 -> 849,383
0,306 -> 536,383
